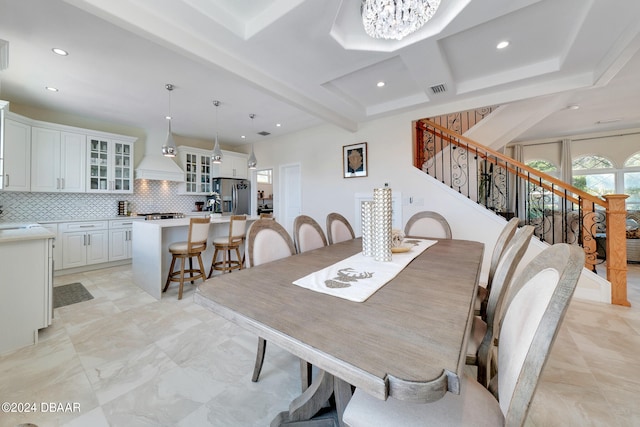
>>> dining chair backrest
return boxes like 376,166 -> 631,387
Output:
497,243 -> 584,424
187,217 -> 211,253
404,211 -> 452,239
487,217 -> 520,290
246,218 -> 296,268
476,225 -> 534,386
227,215 -> 247,244
293,215 -> 328,254
326,212 -> 355,245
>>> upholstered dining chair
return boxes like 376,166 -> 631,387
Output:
466,225 -> 535,387
476,217 -> 520,319
245,218 -> 311,389
293,215 -> 328,254
208,214 -> 247,277
343,243 -> 584,427
404,211 -> 452,239
163,217 -> 211,300
326,212 -> 355,245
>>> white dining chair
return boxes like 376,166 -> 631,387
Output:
404,211 -> 452,239
475,217 -> 520,318
343,243 -> 584,427
293,214 -> 328,254
326,212 -> 355,245
245,218 -> 312,390
466,224 -> 534,387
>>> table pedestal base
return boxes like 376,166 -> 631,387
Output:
271,370 -> 352,427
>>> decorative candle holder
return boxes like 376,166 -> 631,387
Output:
361,201 -> 375,256
373,186 -> 392,262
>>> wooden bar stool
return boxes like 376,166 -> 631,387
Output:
209,215 -> 247,277
163,217 -> 211,300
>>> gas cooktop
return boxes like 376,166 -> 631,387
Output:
141,213 -> 185,220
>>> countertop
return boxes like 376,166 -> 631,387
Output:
0,224 -> 56,243
140,215 -> 260,228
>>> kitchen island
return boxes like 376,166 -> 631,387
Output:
132,215 -> 259,299
0,224 -> 55,354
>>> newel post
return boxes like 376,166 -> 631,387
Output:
604,194 -> 630,307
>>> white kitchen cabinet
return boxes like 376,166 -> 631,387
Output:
3,118 -> 31,191
60,221 -> 108,269
87,136 -> 134,193
212,150 -> 248,179
109,218 -> 143,261
31,127 -> 86,192
39,223 -> 61,271
177,146 -> 212,194
0,227 -> 54,354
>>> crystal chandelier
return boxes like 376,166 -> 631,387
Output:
247,114 -> 257,170
361,0 -> 441,40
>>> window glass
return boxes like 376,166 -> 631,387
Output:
624,152 -> 640,168
572,155 -> 613,170
257,169 -> 272,184
573,173 -> 615,196
526,159 -> 557,173
625,172 -> 640,210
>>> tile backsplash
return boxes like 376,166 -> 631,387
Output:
0,180 -> 206,222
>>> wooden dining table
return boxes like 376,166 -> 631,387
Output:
195,237 -> 484,426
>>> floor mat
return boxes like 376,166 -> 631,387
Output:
53,282 -> 94,308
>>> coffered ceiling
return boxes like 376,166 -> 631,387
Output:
1,0 -> 639,147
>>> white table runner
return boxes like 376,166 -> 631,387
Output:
293,239 -> 437,302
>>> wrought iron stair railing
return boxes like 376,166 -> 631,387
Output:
414,119 -> 630,306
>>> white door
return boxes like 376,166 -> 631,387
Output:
279,163 -> 301,236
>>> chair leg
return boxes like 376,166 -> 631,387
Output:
178,256 -> 186,300
196,253 -> 206,282
234,246 -> 243,270
189,257 -> 195,284
209,248 -> 220,278
300,360 -> 313,392
252,337 -> 267,382
163,255 -> 177,293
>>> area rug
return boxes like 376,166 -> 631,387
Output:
53,282 -> 94,308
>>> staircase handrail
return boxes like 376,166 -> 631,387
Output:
417,119 -> 607,208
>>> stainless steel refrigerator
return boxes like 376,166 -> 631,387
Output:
211,178 -> 251,215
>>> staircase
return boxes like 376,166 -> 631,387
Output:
414,118 -> 630,306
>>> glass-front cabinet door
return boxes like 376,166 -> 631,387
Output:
89,137 -> 109,191
87,137 -> 134,193
177,146 -> 212,194
185,153 -> 198,193
199,154 -> 211,193
112,141 -> 132,192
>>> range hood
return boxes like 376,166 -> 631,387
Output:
135,155 -> 185,182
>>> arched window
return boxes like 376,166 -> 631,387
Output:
624,152 -> 640,210
572,155 -> 615,197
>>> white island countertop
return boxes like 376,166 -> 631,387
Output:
0,223 -> 56,243
132,215 -> 259,299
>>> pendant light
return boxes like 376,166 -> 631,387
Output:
247,113 -> 258,170
161,83 -> 177,157
211,100 -> 223,164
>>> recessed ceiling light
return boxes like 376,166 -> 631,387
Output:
241,135 -> 246,139
52,48 -> 68,56
45,86 -> 58,92
276,123 -> 281,127
496,41 -> 509,49
567,104 -> 580,110
376,81 -> 385,87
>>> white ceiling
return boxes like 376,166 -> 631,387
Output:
1,0 -> 640,148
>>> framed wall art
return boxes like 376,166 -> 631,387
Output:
343,142 -> 368,178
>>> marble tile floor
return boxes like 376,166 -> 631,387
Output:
0,262 -> 638,427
